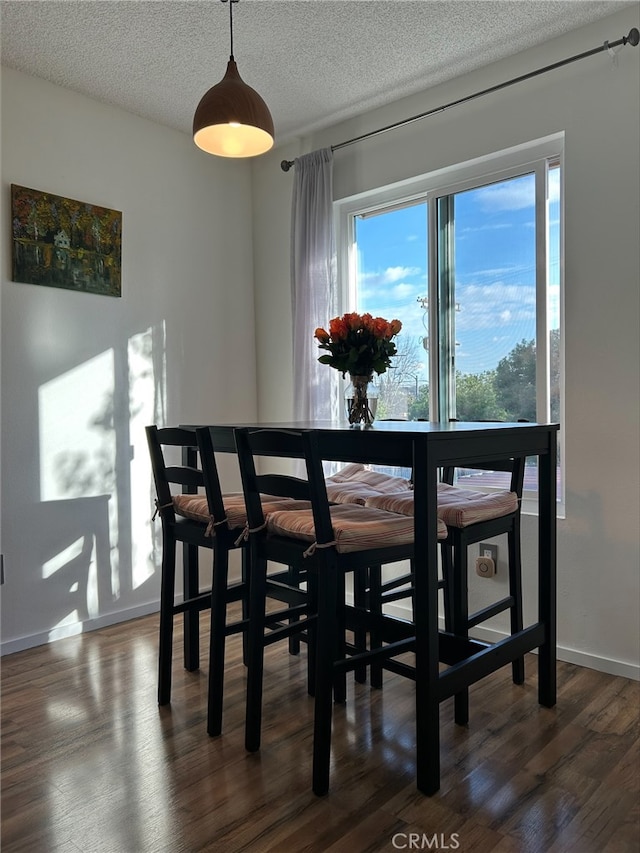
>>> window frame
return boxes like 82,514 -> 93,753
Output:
334,134 -> 565,513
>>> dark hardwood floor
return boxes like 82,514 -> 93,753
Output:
2,608 -> 638,852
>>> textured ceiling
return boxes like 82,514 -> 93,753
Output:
1,1 -> 635,146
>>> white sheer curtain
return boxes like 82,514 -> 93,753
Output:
290,148 -> 338,422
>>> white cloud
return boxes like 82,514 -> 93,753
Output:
459,223 -> 512,234
549,168 -> 561,203
382,265 -> 421,283
359,265 -> 421,286
359,266 -> 425,308
466,265 -> 527,280
548,284 -> 560,329
474,178 -> 535,212
391,282 -> 417,299
456,281 -> 536,331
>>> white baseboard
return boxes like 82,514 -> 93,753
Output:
2,599 -> 639,682
382,601 -> 640,682
469,624 -> 640,681
0,600 -> 161,657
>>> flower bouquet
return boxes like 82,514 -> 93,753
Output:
314,312 -> 402,425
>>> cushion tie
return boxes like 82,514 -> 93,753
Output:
205,515 -> 230,537
234,521 -> 268,546
152,499 -> 173,521
303,540 -> 338,558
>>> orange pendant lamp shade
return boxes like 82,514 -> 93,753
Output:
193,59 -> 274,158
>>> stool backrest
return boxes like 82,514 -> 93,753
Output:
194,426 -> 233,526
146,425 -> 205,522
441,456 -> 526,497
443,418 -> 529,497
234,427 -> 335,547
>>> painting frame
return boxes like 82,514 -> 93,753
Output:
10,184 -> 122,297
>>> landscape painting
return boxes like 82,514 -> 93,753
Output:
11,185 -> 122,297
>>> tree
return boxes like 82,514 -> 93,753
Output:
376,334 -> 425,418
394,332 -> 561,423
494,338 -> 537,421
549,329 -> 560,422
407,385 -> 429,420
455,371 -> 507,421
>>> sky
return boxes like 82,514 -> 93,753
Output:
355,168 -> 560,379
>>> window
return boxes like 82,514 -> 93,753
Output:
336,136 -> 564,506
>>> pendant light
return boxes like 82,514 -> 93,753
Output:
193,0 -> 274,158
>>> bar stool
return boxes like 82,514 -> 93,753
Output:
364,455 -> 526,722
234,426 -> 448,795
146,425 -> 242,707
438,455 -> 526,723
325,464 -> 414,684
146,425 -> 310,731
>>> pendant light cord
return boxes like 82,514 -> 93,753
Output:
224,0 -> 238,61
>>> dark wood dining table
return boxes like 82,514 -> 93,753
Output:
192,418 -> 559,795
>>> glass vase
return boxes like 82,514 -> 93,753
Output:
344,374 -> 378,427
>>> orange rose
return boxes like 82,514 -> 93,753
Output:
389,318 -> 402,336
329,317 -> 348,340
361,313 -> 374,332
372,317 -> 388,338
345,312 -> 362,331
314,327 -> 330,343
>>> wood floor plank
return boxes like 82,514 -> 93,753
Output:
1,610 -> 638,853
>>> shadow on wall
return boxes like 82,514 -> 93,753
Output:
35,496 -> 113,641
8,321 -> 168,647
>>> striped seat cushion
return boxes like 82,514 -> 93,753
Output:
172,493 -> 210,522
172,493 -> 310,532
345,468 -> 411,492
266,503 -> 415,554
326,480 -> 395,505
435,483 -> 519,528
366,485 -> 518,530
362,491 -> 448,539
325,466 -> 412,505
325,463 -> 366,483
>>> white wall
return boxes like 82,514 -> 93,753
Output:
2,8 -> 638,676
1,68 -> 257,652
252,7 -> 640,678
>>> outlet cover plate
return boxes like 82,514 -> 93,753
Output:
479,542 -> 498,563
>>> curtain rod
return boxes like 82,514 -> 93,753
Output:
280,27 -> 639,172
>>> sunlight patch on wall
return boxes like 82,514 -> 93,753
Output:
42,537 -> 85,579
39,350 -> 116,615
129,324 -> 165,590
39,349 -> 116,502
37,321 -> 167,636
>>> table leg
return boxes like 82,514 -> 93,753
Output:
538,430 -> 557,708
414,439 -> 441,795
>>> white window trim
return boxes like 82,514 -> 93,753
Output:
334,134 -> 565,516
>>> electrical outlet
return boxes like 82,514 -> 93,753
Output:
479,542 -> 498,563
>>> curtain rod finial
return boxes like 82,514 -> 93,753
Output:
281,159 -> 293,172
626,28 -> 639,47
